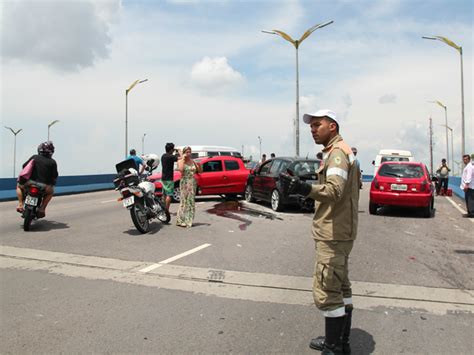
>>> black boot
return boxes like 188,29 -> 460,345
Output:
310,306 -> 352,354
309,316 -> 345,354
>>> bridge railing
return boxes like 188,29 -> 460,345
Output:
0,174 -> 116,201
0,174 -> 465,201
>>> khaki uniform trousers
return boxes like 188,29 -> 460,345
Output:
313,240 -> 354,312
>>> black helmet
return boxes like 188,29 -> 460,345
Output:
38,141 -> 55,157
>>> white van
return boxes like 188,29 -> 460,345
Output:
373,149 -> 414,175
176,145 -> 242,160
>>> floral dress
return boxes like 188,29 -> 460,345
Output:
176,163 -> 197,227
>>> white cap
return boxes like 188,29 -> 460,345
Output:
303,109 -> 337,124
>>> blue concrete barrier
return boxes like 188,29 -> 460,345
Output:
0,174 -> 116,201
0,173 -> 465,202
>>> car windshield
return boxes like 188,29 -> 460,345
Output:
381,156 -> 409,163
290,160 -> 321,177
379,164 -> 424,178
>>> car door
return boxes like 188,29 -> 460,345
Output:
197,159 -> 225,195
261,159 -> 284,199
252,160 -> 273,198
222,159 -> 246,194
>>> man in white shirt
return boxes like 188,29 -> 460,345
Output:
460,154 -> 474,218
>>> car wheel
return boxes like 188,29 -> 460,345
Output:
423,198 -> 433,218
369,201 -> 378,215
271,189 -> 283,212
172,183 -> 181,203
245,185 -> 255,202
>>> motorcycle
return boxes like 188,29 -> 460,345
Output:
22,181 -> 46,231
114,158 -> 170,233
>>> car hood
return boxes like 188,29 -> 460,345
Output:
148,171 -> 182,182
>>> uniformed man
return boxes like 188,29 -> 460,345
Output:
280,109 -> 359,355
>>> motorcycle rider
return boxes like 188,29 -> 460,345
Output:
16,141 -> 58,218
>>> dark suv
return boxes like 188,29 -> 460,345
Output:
245,157 -> 321,211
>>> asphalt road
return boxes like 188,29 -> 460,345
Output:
1,184 -> 473,354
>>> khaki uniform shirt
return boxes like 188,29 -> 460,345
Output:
308,135 -> 359,241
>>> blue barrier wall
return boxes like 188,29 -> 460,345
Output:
0,174 -> 116,201
0,174 -> 465,202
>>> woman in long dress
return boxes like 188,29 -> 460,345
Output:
176,146 -> 202,227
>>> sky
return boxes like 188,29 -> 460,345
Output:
1,0 -> 472,178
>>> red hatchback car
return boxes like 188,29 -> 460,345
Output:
148,156 -> 250,202
369,162 -> 435,218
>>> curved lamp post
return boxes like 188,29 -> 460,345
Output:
48,120 -> 60,141
4,126 -> 23,177
423,35 -> 465,156
440,124 -> 454,175
429,100 -> 449,169
263,21 -> 333,157
257,136 -> 262,161
125,79 -> 148,158
141,133 -> 147,155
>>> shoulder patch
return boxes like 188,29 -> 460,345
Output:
334,156 -> 341,165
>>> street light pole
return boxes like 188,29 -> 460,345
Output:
263,21 -> 334,157
257,136 -> 262,161
125,79 -> 148,158
429,117 -> 433,174
422,36 -> 465,156
141,133 -> 147,155
440,124 -> 454,174
4,126 -> 23,178
429,100 -> 449,168
47,120 -> 60,141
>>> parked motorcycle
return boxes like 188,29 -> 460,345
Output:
114,156 -> 170,233
22,182 -> 46,231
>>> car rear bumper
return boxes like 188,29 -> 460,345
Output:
370,191 -> 432,207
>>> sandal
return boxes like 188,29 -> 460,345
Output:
37,210 -> 46,218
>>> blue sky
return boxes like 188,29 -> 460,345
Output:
1,0 -> 472,178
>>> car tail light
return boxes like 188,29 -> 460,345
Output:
121,189 -> 131,198
372,178 -> 379,189
29,186 -> 39,196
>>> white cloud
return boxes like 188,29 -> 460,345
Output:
379,94 -> 397,104
0,0 -> 121,71
190,56 -> 244,94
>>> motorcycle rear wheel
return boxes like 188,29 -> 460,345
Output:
23,208 -> 34,231
130,203 -> 150,233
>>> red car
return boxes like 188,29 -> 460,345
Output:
148,156 -> 250,202
369,162 -> 435,218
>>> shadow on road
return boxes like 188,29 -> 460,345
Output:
122,222 -> 164,236
29,220 -> 70,232
376,206 -> 436,219
351,328 -> 376,354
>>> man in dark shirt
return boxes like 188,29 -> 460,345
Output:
161,143 -> 181,213
16,141 -> 58,218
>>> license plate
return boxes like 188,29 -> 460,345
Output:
123,196 -> 134,207
391,184 -> 407,191
25,195 -> 38,206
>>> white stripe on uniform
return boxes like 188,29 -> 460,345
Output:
327,167 -> 348,180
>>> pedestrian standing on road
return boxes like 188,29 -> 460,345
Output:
435,158 -> 451,195
127,149 -> 145,174
176,146 -> 202,227
280,109 -> 359,354
271,153 -> 276,159
259,154 -> 267,164
460,154 -> 474,218
351,147 -> 363,189
161,143 -> 181,215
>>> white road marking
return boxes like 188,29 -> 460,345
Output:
404,231 -> 415,236
446,196 -> 474,224
138,243 -> 212,273
1,246 -> 473,315
101,199 -> 118,204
